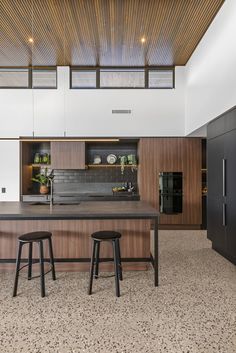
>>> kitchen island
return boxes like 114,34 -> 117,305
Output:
0,201 -> 159,286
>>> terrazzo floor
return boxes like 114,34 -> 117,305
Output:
0,230 -> 236,353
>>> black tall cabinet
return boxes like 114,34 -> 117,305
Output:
207,106 -> 236,265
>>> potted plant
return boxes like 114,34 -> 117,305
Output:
31,168 -> 53,195
118,155 -> 127,175
127,154 -> 137,172
119,155 -> 137,174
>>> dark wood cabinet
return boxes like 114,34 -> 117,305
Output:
138,138 -> 202,227
207,106 -> 236,264
51,141 -> 86,169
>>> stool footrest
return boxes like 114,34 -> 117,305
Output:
17,260 -> 52,272
13,234 -> 56,298
17,262 -> 54,280
88,234 -> 122,297
28,268 -> 53,280
94,274 -> 115,279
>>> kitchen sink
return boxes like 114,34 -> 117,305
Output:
29,202 -> 80,206
55,203 -> 80,205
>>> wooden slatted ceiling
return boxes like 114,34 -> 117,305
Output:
0,0 -> 224,67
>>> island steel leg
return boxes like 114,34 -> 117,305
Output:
153,217 -> 159,286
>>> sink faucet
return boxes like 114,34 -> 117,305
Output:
49,170 -> 54,207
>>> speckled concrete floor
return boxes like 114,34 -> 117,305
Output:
0,230 -> 236,353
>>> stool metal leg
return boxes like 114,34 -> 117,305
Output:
28,242 -> 33,280
13,242 -> 23,297
112,239 -> 120,297
48,237 -> 56,280
88,240 -> 97,295
95,241 -> 100,279
38,240 -> 46,298
117,239 -> 123,281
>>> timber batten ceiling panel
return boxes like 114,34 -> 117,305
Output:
0,0 -> 224,67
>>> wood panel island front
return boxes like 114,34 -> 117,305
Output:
0,201 -> 159,286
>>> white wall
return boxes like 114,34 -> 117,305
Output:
0,141 -> 20,201
187,124 -> 207,137
0,67 -> 186,137
66,67 -> 185,137
185,0 -> 236,135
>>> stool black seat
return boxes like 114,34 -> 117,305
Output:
13,231 -> 56,298
88,230 -> 122,297
19,231 -> 52,241
91,231 -> 121,241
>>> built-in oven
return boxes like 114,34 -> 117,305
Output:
159,172 -> 183,214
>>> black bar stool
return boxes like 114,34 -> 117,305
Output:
88,231 -> 122,297
13,231 -> 56,298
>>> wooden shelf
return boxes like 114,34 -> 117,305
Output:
31,164 -> 138,169
32,164 -> 51,168
87,164 -> 137,168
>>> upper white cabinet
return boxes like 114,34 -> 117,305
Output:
0,90 -> 33,138
33,67 -> 66,137
65,90 -> 106,136
33,90 -> 65,137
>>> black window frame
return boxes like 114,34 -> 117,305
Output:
70,66 -> 175,89
0,66 -> 57,89
148,67 -> 175,89
31,66 -> 57,89
0,66 -> 174,89
70,67 -> 98,89
0,67 -> 30,89
99,67 -> 146,89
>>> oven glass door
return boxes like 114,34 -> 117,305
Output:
159,172 -> 183,214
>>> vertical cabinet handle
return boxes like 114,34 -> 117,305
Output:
222,203 -> 226,226
222,159 -> 226,196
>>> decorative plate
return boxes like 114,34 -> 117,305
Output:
107,154 -> 117,164
93,155 -> 102,164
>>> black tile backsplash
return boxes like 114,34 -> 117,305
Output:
53,167 -> 137,184
51,167 -> 138,195
34,167 -> 137,196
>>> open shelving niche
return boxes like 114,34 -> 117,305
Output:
21,141 -> 51,196
86,140 -> 138,169
29,141 -> 139,169
21,139 -> 139,197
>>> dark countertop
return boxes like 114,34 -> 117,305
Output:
0,201 -> 159,220
22,193 -> 140,203
53,193 -> 140,202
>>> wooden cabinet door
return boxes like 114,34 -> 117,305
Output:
51,142 -> 85,169
207,136 -> 226,251
225,129 -> 236,263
